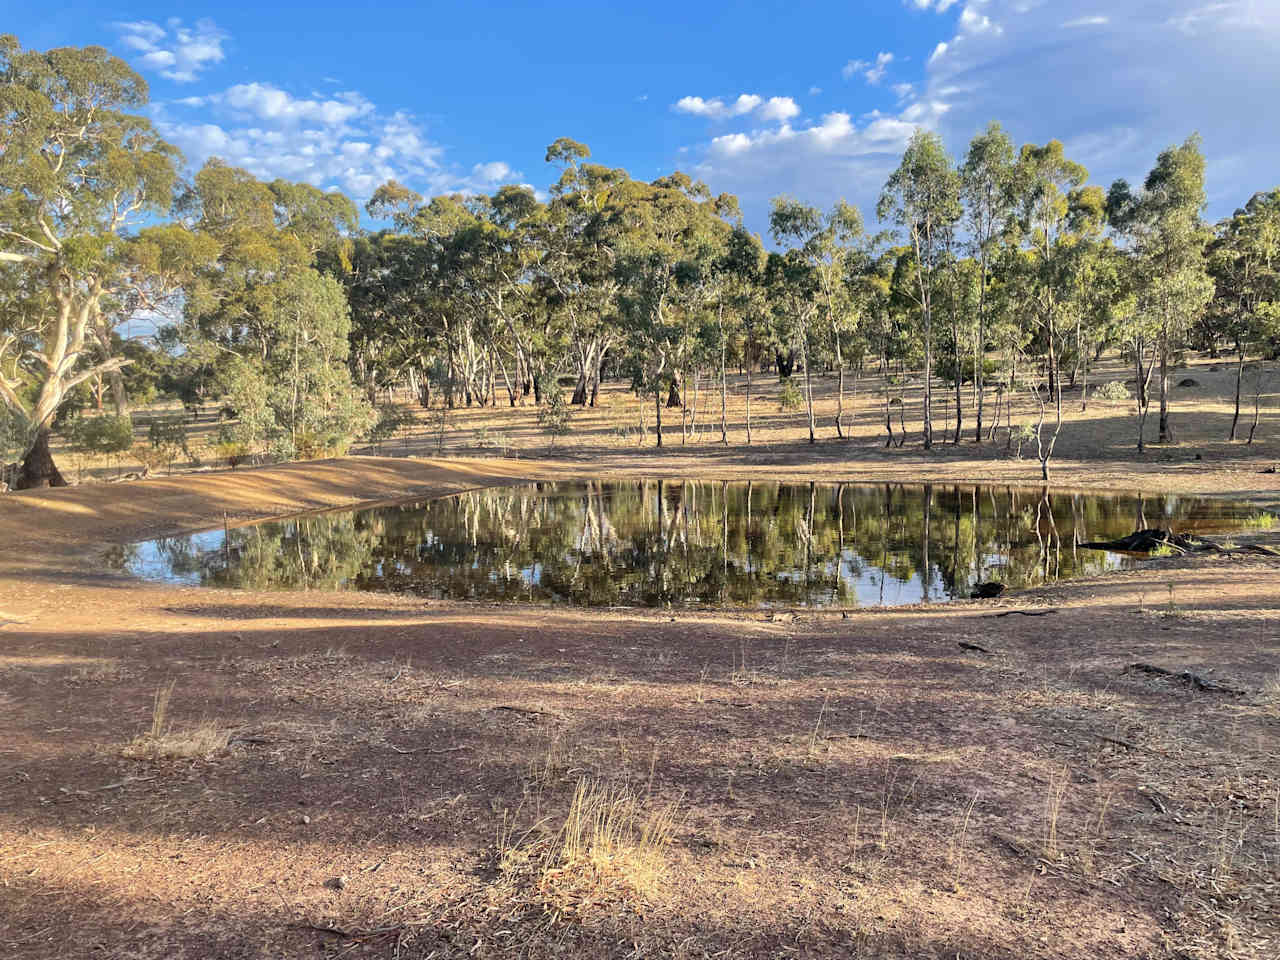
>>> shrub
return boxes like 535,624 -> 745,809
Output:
428,405 -> 450,455
66,414 -> 135,477
778,380 -> 804,411
147,416 -> 190,474
366,403 -> 414,454
1094,380 -> 1131,404
538,390 -> 576,450
131,443 -> 169,476
213,440 -> 251,469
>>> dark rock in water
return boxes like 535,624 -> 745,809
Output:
1178,377 -> 1198,387
970,582 -> 1006,599
1209,365 -> 1222,372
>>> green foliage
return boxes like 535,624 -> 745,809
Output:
216,270 -> 376,461
1095,380 -> 1132,403
0,405 -> 28,489
67,415 -> 134,458
538,391 -> 576,449
0,34 -> 188,475
64,413 -> 134,477
366,404 -> 415,454
1246,511 -> 1278,531
428,405 -> 450,455
146,416 -> 190,473
777,380 -> 805,411
935,354 -> 1000,386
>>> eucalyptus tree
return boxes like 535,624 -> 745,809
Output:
1011,140 -> 1101,480
769,197 -> 865,438
721,224 -> 767,443
457,185 -> 546,407
764,249 -> 821,443
333,230 -> 431,404
877,130 -> 961,449
1207,189 -> 1280,440
364,186 -> 539,408
1109,136 -> 1213,444
677,193 -> 742,443
540,140 -> 628,406
0,35 -> 194,487
613,172 -> 735,447
180,159 -> 373,459
1073,239 -> 1134,411
936,255 -> 979,442
960,122 -> 1017,442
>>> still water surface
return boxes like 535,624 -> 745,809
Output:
113,480 -> 1269,608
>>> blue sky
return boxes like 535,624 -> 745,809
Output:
11,1 -> 1280,233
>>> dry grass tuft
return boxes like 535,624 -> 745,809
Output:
121,681 -> 228,759
497,777 -> 683,915
1262,669 -> 1280,706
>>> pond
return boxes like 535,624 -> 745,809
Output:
112,480 -> 1271,608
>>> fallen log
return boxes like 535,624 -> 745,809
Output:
1080,527 -> 1228,555
1124,662 -> 1245,696
1079,528 -> 1219,555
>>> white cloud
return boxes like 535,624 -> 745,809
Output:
809,86 -> 823,95
220,82 -> 373,126
673,92 -> 799,122
674,94 -> 767,118
156,82 -> 510,199
758,96 -> 801,122
114,18 -> 227,83
674,95 -> 722,117
1169,2 -> 1272,33
917,0 -> 1280,216
670,0 -> 1280,233
472,161 -> 513,184
958,6 -> 999,35
690,97 -> 947,223
908,0 -> 959,11
843,51 -> 895,85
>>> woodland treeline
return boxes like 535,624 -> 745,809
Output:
3,36 -> 1279,488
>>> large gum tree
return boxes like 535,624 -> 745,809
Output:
0,35 -> 184,487
877,130 -> 961,450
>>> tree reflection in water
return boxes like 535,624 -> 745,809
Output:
113,481 -> 1266,608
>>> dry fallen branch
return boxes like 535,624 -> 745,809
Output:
386,743 -> 471,756
1124,662 -> 1245,696
491,705 -> 566,720
294,922 -> 404,942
